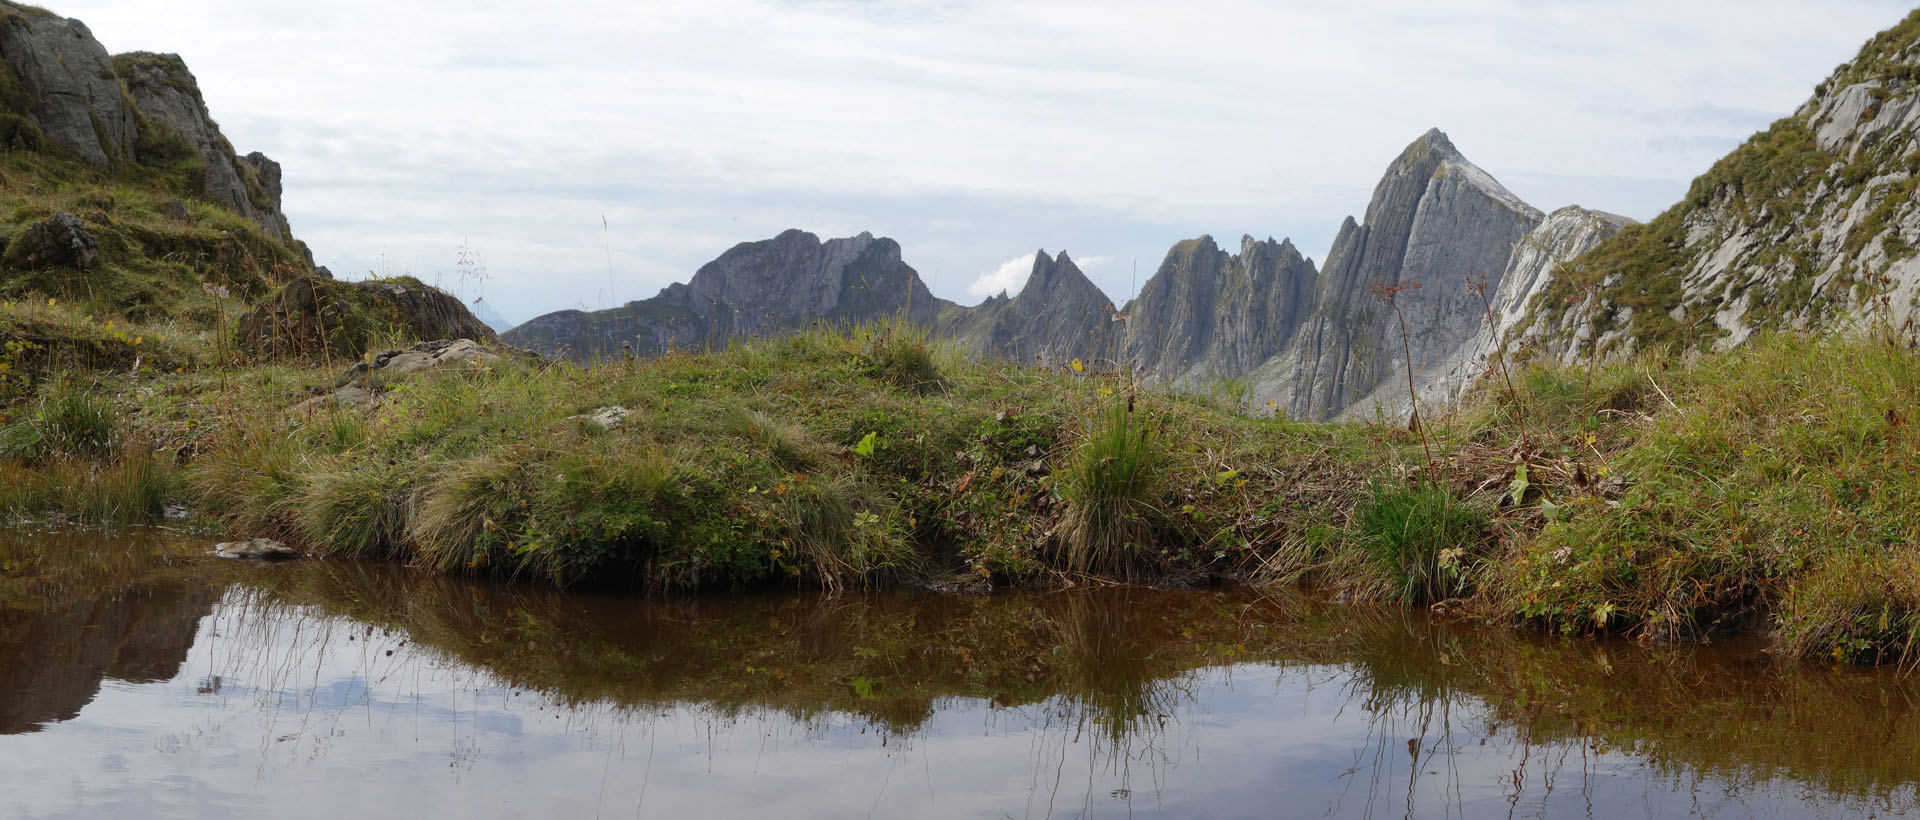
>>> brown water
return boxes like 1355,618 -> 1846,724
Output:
3,527 -> 1920,819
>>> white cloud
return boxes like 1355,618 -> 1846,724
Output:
968,254 -> 1035,298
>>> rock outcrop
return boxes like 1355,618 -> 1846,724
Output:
505,229 -> 944,358
1255,129 -> 1544,420
239,276 -> 499,360
0,5 -> 135,166
1514,10 -> 1920,363
298,338 -> 504,409
0,4 -> 298,242
1343,205 -> 1636,419
938,250 -> 1117,367
115,52 -> 293,241
4,211 -> 98,270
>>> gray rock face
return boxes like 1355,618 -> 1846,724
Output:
1124,234 -> 1318,389
115,52 -> 293,241
0,10 -> 299,244
0,9 -> 136,166
1257,129 -> 1543,421
939,250 -> 1117,367
7,212 -> 98,269
506,229 -> 946,359
1344,205 -> 1636,419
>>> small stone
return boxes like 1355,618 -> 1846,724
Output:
568,405 -> 632,432
160,198 -> 191,222
213,538 -> 301,560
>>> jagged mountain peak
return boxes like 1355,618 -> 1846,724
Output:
1017,250 -> 1107,304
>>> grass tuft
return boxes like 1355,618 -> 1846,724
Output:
1054,402 -> 1166,579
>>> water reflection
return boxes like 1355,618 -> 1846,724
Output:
2,534 -> 1919,818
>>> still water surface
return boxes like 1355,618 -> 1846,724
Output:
3,527 -> 1919,819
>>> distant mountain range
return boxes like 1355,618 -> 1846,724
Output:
504,128 -> 1628,421
505,10 -> 1920,422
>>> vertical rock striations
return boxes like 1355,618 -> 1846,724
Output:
1123,234 -> 1318,388
1262,129 -> 1544,421
1343,205 -> 1636,419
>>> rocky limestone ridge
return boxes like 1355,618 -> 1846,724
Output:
1341,205 -> 1637,420
937,250 -> 1117,367
0,4 -> 299,246
1515,9 -> 1920,365
1248,128 -> 1545,421
1123,234 -> 1318,390
114,52 -> 293,243
505,229 -> 945,359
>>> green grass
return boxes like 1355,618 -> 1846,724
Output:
1351,480 -> 1484,603
1054,401 -> 1168,579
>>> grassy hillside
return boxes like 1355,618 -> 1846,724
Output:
2,300 -> 1918,665
1522,8 -> 1920,359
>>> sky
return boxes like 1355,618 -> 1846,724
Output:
47,0 -> 1920,326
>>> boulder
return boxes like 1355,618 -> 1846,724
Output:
6,212 -> 98,269
300,339 -> 501,409
237,276 -> 499,360
568,405 -> 632,432
213,538 -> 301,560
160,198 -> 191,223
369,338 -> 500,378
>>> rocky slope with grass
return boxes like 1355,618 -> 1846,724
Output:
0,3 -> 298,247
1514,10 -> 1920,363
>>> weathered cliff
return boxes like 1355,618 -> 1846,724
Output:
0,3 -> 298,244
0,4 -> 134,166
115,52 -> 293,242
1343,205 -> 1636,419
